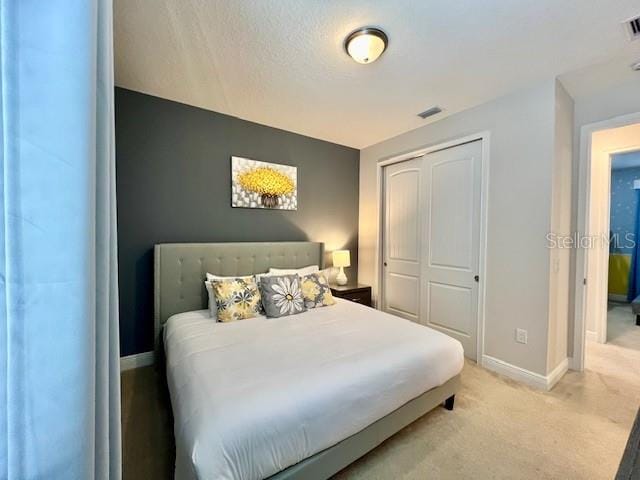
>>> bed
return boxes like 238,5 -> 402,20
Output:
155,242 -> 464,480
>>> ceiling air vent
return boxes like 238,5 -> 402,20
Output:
417,106 -> 442,119
625,15 -> 640,40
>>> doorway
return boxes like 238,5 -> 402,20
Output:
607,151 -> 640,351
379,136 -> 488,361
574,115 -> 640,371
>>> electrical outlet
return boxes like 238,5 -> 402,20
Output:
516,328 -> 528,344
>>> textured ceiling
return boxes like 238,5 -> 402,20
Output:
114,0 -> 640,148
559,46 -> 640,100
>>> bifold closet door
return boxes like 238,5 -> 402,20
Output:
382,157 -> 424,322
422,140 -> 482,360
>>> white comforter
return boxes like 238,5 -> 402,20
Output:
164,298 -> 464,480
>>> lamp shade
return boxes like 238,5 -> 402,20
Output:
332,250 -> 351,268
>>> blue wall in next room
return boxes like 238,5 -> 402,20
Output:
610,165 -> 640,254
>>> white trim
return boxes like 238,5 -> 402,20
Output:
596,152 -> 613,345
482,355 -> 568,391
585,330 -> 598,343
482,355 -> 547,389
573,111 -> 640,372
376,134 -> 487,167
120,351 -> 155,371
590,147 -> 640,345
478,136 -> 491,362
375,131 -> 490,363
546,358 -> 570,390
568,356 -> 580,371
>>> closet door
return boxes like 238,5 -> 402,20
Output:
422,140 -> 482,359
382,157 -> 424,322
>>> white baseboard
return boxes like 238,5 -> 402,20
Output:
585,330 -> 598,343
481,355 -> 568,391
120,351 -> 155,371
546,358 -> 569,390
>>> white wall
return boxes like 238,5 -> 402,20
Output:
546,81 -> 573,373
573,79 -> 640,131
359,80 -> 557,376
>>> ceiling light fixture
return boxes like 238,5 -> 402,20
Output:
344,27 -> 388,64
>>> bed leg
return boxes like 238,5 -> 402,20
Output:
443,395 -> 455,411
636,315 -> 640,326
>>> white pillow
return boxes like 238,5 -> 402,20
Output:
254,272 -> 274,286
205,273 -> 257,319
319,267 -> 334,284
268,265 -> 319,277
204,281 -> 216,318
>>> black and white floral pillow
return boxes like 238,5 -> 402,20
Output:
259,274 -> 306,318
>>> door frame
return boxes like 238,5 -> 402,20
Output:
376,131 -> 491,361
573,111 -> 640,371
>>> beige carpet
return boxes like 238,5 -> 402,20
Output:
122,346 -> 640,480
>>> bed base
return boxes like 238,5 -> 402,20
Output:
155,243 -> 461,480
268,374 -> 461,480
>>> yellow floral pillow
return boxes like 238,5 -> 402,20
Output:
301,273 -> 335,309
212,277 -> 262,322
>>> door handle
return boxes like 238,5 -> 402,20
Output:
474,275 -> 479,282
384,262 -> 388,267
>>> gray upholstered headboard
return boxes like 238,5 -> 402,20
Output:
154,241 -> 324,349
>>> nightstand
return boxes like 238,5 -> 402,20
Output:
330,284 -> 372,308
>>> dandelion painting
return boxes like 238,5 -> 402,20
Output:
231,156 -> 297,210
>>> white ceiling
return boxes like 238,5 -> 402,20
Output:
114,0 -> 640,148
559,46 -> 640,100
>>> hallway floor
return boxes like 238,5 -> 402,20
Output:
607,302 -> 640,351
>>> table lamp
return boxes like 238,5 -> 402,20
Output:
332,250 -> 351,286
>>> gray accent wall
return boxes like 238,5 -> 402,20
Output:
116,88 -> 359,356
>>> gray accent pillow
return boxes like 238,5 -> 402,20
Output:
300,273 -> 336,309
259,274 -> 307,318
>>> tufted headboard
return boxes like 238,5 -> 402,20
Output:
153,241 -> 324,349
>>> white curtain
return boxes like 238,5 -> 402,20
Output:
0,1 -> 121,479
